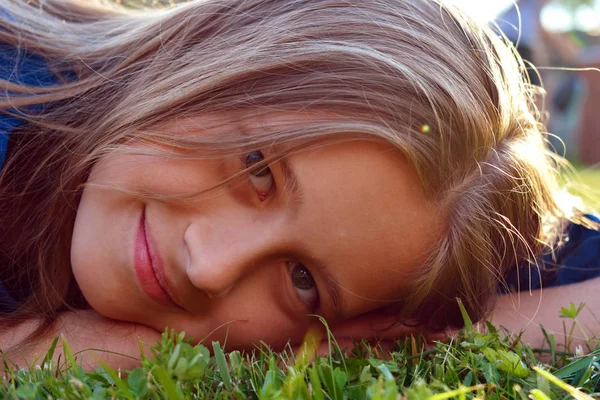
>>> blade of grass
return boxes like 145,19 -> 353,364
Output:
60,335 -> 84,380
529,388 -> 552,400
456,298 -> 473,332
92,356 -> 135,400
534,366 -> 594,400
540,326 -> 556,366
153,365 -> 184,400
554,356 -> 595,380
41,337 -> 59,367
428,384 -> 485,400
212,341 -> 233,391
308,366 -> 325,400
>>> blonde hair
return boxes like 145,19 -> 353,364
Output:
0,0 -> 589,341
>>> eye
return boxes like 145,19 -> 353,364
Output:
287,262 -> 319,311
244,151 -> 275,200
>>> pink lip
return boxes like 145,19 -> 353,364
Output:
134,207 -> 179,308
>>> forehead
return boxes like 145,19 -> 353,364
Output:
287,140 -> 444,318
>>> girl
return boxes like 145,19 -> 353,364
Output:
1,0 -> 598,370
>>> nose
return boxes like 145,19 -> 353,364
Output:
183,214 -> 275,299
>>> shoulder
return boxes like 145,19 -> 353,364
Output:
549,214 -> 600,285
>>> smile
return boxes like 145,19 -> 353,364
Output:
134,206 -> 179,308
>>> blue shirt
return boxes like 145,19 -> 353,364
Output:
0,42 -> 64,169
503,214 -> 600,292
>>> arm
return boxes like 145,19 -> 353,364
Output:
490,277 -> 600,351
307,278 -> 600,357
1,310 -> 162,372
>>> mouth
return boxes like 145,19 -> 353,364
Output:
134,206 -> 181,309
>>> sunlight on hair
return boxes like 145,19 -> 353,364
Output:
554,189 -> 584,219
445,0 -> 514,23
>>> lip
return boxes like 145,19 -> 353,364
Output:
134,207 -> 181,309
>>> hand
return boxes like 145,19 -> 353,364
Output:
295,309 -> 446,359
2,310 -> 162,372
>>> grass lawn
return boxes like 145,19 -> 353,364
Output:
561,165 -> 600,210
577,168 -> 600,189
2,306 -> 599,399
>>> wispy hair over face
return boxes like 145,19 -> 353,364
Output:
0,0 -> 587,341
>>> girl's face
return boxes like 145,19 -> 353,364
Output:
71,115 -> 443,349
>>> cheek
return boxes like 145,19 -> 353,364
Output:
70,189 -> 110,313
70,170 -> 145,322
70,184 -> 105,290
87,152 -> 228,198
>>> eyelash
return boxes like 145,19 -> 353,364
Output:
242,151 -> 276,201
287,261 -> 320,313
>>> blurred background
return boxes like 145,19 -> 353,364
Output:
106,0 -> 599,197
452,0 -> 600,168
455,0 -> 600,201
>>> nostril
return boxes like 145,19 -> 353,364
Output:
184,241 -> 191,271
183,222 -> 193,270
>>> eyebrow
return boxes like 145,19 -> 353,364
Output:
313,258 -> 346,319
277,156 -> 303,222
277,157 -> 346,318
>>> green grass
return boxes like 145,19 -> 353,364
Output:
576,168 -> 600,189
2,304 -> 599,399
559,165 -> 600,210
